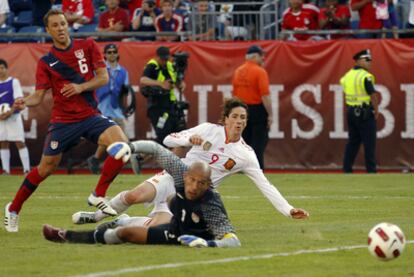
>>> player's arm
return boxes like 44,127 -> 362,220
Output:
107,140 -> 187,189
163,123 -> 211,147
178,201 -> 241,248
13,89 -> 47,110
61,67 -> 109,98
178,232 -> 241,248
243,158 -> 309,219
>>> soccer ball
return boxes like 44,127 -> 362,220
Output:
0,103 -> 11,115
368,222 -> 406,261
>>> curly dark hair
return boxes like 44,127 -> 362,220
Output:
218,98 -> 248,125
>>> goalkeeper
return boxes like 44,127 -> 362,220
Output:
43,140 -> 241,248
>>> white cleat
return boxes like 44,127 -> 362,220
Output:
4,202 -> 19,232
72,211 -> 97,224
87,193 -> 117,216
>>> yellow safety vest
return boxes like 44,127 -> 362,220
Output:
147,59 -> 177,102
340,68 -> 375,106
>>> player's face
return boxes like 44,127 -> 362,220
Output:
46,14 -> 70,47
224,107 -> 247,139
197,1 -> 209,12
289,0 -> 303,9
0,65 -> 7,79
184,169 -> 211,201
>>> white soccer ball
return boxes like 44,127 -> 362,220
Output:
368,222 -> 406,261
0,103 -> 11,115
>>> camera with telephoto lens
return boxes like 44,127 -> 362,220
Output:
173,52 -> 189,84
172,52 -> 190,131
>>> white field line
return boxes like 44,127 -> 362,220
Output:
70,241 -> 414,277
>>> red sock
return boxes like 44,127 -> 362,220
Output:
94,156 -> 124,197
9,167 -> 46,214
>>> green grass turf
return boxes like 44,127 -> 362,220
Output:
0,173 -> 413,277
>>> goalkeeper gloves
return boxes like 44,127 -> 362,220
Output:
177,235 -> 216,248
107,142 -> 131,163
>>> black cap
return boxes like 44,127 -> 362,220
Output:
104,43 -> 118,53
353,49 -> 372,61
156,46 -> 170,60
246,45 -> 264,55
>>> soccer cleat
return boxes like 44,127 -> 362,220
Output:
43,224 -> 67,243
72,211 -> 97,224
4,202 -> 19,232
87,156 -> 100,174
87,193 -> 118,216
96,214 -> 130,231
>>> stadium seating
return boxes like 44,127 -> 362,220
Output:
0,27 -> 15,43
77,23 -> 99,33
6,11 -> 15,27
12,26 -> 44,43
13,11 -> 33,29
9,0 -> 33,12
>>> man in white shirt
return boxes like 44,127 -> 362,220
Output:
73,98 -> 309,225
0,59 -> 30,174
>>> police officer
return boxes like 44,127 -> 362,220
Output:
340,49 -> 379,173
140,46 -> 185,144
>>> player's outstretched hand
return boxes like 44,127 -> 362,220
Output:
178,235 -> 208,248
13,97 -> 26,111
107,142 -> 131,163
290,208 -> 309,219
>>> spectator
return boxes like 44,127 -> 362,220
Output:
33,0 -> 55,27
378,0 -> 399,39
0,0 -> 10,28
319,0 -> 351,39
98,0 -> 130,32
155,0 -> 183,41
0,59 -> 31,175
121,0 -> 161,20
88,44 -> 130,174
62,0 -> 95,29
282,0 -> 320,41
351,0 -> 383,38
131,0 -> 160,40
188,0 -> 215,41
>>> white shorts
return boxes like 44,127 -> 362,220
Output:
145,170 -> 176,206
0,113 -> 25,142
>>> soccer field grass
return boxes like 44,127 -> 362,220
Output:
1,173 -> 413,277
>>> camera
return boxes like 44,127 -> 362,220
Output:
173,52 -> 189,84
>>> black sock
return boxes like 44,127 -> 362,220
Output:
66,230 -> 96,244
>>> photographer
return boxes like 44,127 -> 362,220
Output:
131,0 -> 161,41
140,46 -> 187,144
87,44 -> 130,174
318,0 -> 351,39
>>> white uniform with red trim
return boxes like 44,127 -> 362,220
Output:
146,122 -> 293,217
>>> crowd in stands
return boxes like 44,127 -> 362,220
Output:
1,0 -> 414,42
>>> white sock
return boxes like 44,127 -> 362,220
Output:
0,149 -> 10,173
18,147 -> 30,173
103,228 -> 123,244
95,191 -> 130,221
117,216 -> 152,227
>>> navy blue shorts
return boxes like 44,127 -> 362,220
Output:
43,115 -> 117,156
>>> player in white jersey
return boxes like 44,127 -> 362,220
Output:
0,59 -> 30,174
72,98 -> 309,225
